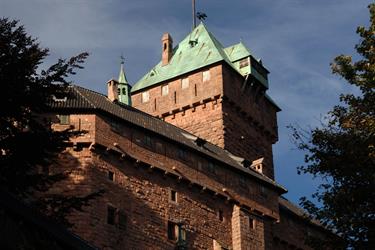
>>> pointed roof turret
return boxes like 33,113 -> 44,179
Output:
117,57 -> 132,106
118,58 -> 128,84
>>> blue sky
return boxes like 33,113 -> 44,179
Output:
1,0 -> 372,205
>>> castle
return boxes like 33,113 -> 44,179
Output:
48,23 -> 326,249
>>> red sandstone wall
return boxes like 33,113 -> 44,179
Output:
48,110 -> 329,250
221,64 -> 279,179
131,63 -> 279,179
132,64 -> 225,147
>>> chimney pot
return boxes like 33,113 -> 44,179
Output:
162,33 -> 173,66
107,79 -> 119,102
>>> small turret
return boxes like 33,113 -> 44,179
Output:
118,58 -> 132,106
162,33 -> 173,66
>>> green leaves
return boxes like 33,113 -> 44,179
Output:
292,4 -> 375,249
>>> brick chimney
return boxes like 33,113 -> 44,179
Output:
162,33 -> 173,66
107,79 -> 119,102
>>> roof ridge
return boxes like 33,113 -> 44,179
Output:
56,84 -> 286,193
71,85 -> 97,108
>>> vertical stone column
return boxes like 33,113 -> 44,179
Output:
232,205 -> 243,250
231,205 -> 266,250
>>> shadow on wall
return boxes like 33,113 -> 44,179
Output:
94,152 -> 233,249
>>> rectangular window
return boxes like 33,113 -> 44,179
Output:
168,221 -> 178,241
202,70 -> 211,82
239,57 -> 250,68
107,205 -> 116,225
170,189 -> 177,203
218,210 -> 224,222
181,77 -> 189,89
142,91 -> 150,103
59,115 -> 70,125
108,170 -> 114,181
168,221 -> 186,241
249,217 -> 256,230
161,84 -> 169,96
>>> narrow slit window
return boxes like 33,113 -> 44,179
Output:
170,189 -> 177,203
194,84 -> 197,96
174,91 -> 177,104
107,205 -> 116,225
218,210 -> 224,222
249,217 -> 256,230
108,170 -> 114,181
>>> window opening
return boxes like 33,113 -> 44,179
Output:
249,217 -> 256,230
161,84 -> 169,96
107,205 -> 116,225
59,115 -> 70,125
203,70 -> 211,82
218,210 -> 224,222
181,77 -> 189,89
108,170 -> 114,181
142,91 -> 150,103
170,190 -> 177,203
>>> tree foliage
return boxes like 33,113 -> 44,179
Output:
0,18 -> 88,193
291,4 -> 375,249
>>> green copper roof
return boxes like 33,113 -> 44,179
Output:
132,22 -> 269,93
224,42 -> 251,62
118,63 -> 128,84
118,62 -> 131,106
132,23 -> 238,93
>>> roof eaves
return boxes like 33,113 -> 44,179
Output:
56,85 -> 286,193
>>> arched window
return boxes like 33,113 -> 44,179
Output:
122,88 -> 126,95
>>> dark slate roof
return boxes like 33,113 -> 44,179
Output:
279,196 -> 322,227
50,85 -> 287,193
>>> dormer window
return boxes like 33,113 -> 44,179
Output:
239,58 -> 249,68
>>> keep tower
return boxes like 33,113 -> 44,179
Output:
131,23 -> 280,179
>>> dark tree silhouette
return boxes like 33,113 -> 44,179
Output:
291,4 -> 375,249
0,18 -> 104,229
